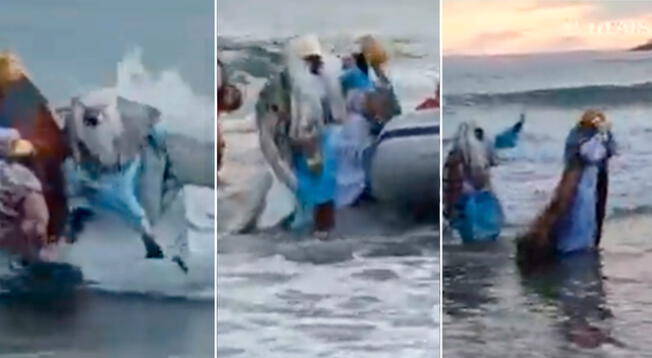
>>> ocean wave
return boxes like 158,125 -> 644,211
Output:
608,205 -> 652,220
219,35 -> 433,81
115,48 -> 215,142
445,82 -> 652,108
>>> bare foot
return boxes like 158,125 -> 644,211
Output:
314,231 -> 329,241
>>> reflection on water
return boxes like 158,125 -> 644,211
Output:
443,230 -> 652,357
443,242 -> 504,318
518,252 -> 621,349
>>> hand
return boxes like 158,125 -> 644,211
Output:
598,132 -> 609,143
597,120 -> 611,133
518,113 -> 526,124
10,139 -> 35,157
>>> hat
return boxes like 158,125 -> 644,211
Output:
360,35 -> 388,67
292,34 -> 323,58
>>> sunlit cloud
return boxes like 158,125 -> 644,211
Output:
444,0 -> 652,55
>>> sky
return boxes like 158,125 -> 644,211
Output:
218,0 -> 439,42
0,0 -> 213,101
444,0 -> 652,55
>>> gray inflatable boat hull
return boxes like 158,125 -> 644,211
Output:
370,109 -> 440,215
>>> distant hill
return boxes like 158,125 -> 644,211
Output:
631,39 -> 652,51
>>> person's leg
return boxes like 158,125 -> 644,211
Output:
313,201 -> 335,240
20,191 -> 49,262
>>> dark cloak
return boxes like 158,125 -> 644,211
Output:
0,76 -> 70,239
517,127 -> 614,266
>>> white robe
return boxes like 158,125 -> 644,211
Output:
333,103 -> 372,208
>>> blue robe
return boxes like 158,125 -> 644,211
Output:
554,131 -> 611,254
452,190 -> 504,243
494,115 -> 525,149
290,129 -> 337,229
65,123 -> 170,234
447,119 -> 524,243
340,68 -> 373,95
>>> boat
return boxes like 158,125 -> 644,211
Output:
369,108 -> 440,218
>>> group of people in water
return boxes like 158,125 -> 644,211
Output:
6,36 -> 608,269
219,34 -> 437,240
444,109 -> 615,265
0,51 -> 199,272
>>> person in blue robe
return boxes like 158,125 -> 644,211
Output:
517,110 -> 615,265
443,116 -> 525,243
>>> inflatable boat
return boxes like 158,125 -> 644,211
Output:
370,108 -> 439,217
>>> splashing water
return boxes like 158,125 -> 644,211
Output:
115,48 -> 215,142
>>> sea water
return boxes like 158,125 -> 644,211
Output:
218,1 -> 439,356
443,50 -> 652,357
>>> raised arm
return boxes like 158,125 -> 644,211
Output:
494,113 -> 525,150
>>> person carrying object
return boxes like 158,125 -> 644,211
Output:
517,110 -> 616,265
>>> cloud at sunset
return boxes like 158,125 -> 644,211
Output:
444,0 -> 652,55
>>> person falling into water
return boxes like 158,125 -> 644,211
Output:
517,110 -> 616,265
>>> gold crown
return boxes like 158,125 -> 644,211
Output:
579,109 -> 606,129
0,51 -> 27,88
360,35 -> 389,67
